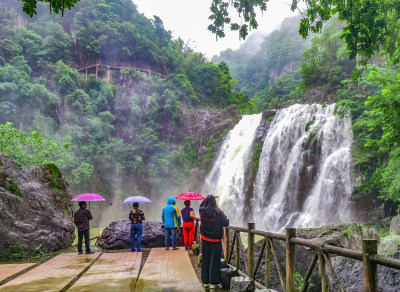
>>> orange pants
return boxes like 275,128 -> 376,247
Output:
182,221 -> 195,248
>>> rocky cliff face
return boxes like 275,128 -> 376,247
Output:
0,154 -> 75,260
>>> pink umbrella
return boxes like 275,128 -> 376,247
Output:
72,193 -> 106,201
175,192 -> 205,200
72,193 -> 106,210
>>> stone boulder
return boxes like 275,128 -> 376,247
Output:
98,220 -> 184,249
0,154 -> 75,260
390,215 -> 400,236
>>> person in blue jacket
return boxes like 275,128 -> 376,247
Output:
162,197 -> 181,250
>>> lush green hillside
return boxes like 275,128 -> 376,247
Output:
0,0 -> 254,217
213,15 -> 311,110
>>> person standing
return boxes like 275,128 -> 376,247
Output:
162,197 -> 181,250
129,202 -> 145,252
181,200 -> 200,251
200,195 -> 229,289
74,201 -> 95,255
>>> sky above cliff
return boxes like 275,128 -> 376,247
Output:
134,0 -> 301,58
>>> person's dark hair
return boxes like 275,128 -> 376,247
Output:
184,200 -> 190,207
133,202 -> 139,208
200,195 -> 220,216
79,201 -> 86,207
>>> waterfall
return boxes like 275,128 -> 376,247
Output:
202,114 -> 262,225
203,104 -> 354,231
253,104 -> 353,231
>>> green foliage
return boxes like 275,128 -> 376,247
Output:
251,143 -> 263,171
300,19 -> 355,91
366,70 -> 400,149
214,16 -> 308,111
0,122 -> 68,166
19,0 -> 80,17
305,122 -> 312,132
380,152 -> 400,211
209,0 -> 400,66
295,271 -> 314,290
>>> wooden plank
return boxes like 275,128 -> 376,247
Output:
68,252 -> 141,292
135,248 -> 204,292
0,263 -> 35,282
0,253 -> 97,292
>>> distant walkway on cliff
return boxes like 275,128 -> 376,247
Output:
73,60 -> 166,80
0,249 -> 203,292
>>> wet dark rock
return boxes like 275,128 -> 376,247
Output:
390,215 -> 400,235
221,267 -> 239,289
98,220 -> 184,249
230,276 -> 255,292
0,154 -> 75,260
329,256 -> 400,292
181,105 -> 239,145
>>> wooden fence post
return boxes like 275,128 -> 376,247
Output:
363,239 -> 378,292
286,228 -> 296,292
224,227 -> 230,261
318,250 -> 329,292
247,223 -> 255,278
236,232 -> 241,270
95,64 -> 98,79
265,237 -> 272,288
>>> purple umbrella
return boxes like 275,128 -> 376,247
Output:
123,196 -> 152,205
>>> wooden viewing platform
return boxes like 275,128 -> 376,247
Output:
1,224 -> 400,291
0,249 -> 203,292
74,60 -> 166,80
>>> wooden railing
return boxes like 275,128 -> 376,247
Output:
223,224 -> 400,292
72,59 -> 166,79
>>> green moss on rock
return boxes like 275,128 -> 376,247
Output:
42,163 -> 66,197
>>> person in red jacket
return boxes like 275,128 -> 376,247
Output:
181,200 -> 200,251
199,195 -> 229,289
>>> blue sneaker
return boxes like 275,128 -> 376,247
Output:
131,249 -> 136,252
137,248 -> 144,252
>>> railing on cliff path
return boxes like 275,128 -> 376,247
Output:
223,224 -> 400,292
72,59 -> 166,80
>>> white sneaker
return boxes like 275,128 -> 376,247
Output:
210,283 -> 222,289
203,283 -> 210,288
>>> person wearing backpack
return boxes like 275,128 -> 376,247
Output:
199,195 -> 229,289
162,197 -> 181,250
129,202 -> 146,252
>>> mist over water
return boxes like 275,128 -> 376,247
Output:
203,104 -> 354,232
202,114 -> 262,219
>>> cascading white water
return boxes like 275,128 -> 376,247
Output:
203,104 -> 354,231
253,104 -> 353,231
202,114 -> 262,225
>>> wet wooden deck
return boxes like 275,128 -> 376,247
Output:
0,249 -> 204,292
0,263 -> 35,282
69,252 -> 141,291
0,253 -> 98,292
135,248 -> 204,292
